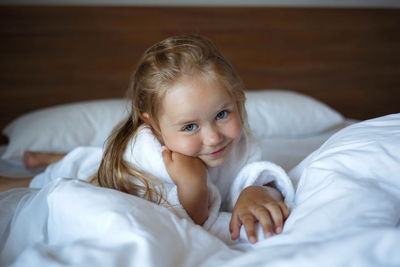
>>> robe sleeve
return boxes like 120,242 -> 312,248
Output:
227,161 -> 295,211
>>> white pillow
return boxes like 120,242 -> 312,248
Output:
245,90 -> 343,137
2,90 -> 343,164
2,99 -> 129,163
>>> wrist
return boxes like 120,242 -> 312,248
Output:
175,173 -> 207,188
262,185 -> 283,201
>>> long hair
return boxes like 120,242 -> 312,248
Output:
92,34 -> 247,204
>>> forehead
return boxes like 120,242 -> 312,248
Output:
160,75 -> 233,122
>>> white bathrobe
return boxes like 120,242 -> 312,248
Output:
31,126 -> 295,244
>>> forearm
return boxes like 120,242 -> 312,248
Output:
177,182 -> 209,225
0,177 -> 32,192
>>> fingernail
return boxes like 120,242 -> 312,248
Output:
276,227 -> 282,234
249,236 -> 257,244
264,232 -> 272,238
161,146 -> 167,151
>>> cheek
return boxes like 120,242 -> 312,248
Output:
163,134 -> 202,157
225,113 -> 243,143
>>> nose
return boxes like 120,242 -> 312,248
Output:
203,124 -> 224,146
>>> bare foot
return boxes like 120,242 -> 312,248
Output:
23,151 -> 66,169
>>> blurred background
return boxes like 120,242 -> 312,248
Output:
1,0 -> 399,145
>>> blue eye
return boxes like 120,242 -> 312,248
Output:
183,124 -> 198,132
216,110 -> 229,120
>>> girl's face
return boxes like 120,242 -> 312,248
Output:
157,74 -> 243,168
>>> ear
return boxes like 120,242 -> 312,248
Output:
141,112 -> 150,123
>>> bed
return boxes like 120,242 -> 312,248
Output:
0,5 -> 400,267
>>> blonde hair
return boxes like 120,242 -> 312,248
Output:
92,34 -> 247,204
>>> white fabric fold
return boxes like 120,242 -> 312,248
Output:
30,146 -> 103,188
6,114 -> 399,265
30,125 -> 295,244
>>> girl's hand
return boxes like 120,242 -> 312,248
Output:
162,146 -> 208,225
161,146 -> 207,187
230,185 -> 290,244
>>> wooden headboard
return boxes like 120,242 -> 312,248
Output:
1,6 -> 399,144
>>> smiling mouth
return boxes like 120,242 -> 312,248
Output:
207,143 -> 229,158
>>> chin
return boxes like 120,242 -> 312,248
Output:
202,157 -> 227,168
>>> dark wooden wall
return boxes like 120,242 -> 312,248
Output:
1,6 -> 399,144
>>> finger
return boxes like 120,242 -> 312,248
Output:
253,206 -> 273,238
241,214 -> 257,244
169,150 -> 184,163
278,201 -> 290,220
266,204 -> 284,234
161,146 -> 173,166
229,212 -> 242,241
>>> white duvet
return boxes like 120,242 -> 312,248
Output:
1,114 -> 400,267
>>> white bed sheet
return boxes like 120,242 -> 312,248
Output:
0,114 -> 399,267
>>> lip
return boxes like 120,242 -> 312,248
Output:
207,144 -> 229,158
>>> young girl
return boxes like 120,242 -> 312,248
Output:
6,34 -> 295,244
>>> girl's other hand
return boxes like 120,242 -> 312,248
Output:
229,185 -> 290,244
161,146 -> 207,187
